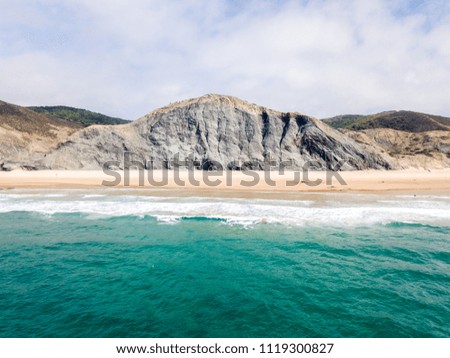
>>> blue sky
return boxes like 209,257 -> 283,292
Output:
0,0 -> 449,119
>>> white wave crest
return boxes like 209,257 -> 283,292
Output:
0,190 -> 449,227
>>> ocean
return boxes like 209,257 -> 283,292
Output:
0,189 -> 449,337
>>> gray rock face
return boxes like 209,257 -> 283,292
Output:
43,94 -> 391,170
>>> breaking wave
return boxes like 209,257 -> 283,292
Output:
0,190 -> 449,227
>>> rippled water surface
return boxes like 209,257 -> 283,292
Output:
0,190 -> 449,337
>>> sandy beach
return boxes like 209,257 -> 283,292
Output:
0,168 -> 449,193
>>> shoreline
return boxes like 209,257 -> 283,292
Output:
1,168 -> 450,194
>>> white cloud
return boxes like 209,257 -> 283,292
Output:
0,0 -> 448,119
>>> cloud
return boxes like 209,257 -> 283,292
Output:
0,0 -> 449,119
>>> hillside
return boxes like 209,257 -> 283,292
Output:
320,114 -> 363,129
28,106 -> 129,127
322,111 -> 450,169
42,94 -> 390,170
0,100 -> 81,170
323,111 -> 450,132
1,95 -> 449,171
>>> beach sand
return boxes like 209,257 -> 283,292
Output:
0,168 -> 450,193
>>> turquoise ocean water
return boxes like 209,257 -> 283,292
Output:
0,190 -> 449,337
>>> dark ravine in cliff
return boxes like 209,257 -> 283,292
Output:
40,94 -> 391,170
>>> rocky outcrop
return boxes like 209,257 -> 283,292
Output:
345,128 -> 450,169
42,94 -> 391,170
322,110 -> 450,169
7,94 -> 447,171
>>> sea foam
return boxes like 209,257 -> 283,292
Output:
0,190 -> 449,227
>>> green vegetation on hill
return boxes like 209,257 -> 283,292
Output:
28,106 -> 129,127
0,100 -> 80,138
322,111 -> 450,133
320,114 -> 363,129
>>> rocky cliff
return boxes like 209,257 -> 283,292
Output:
42,94 -> 391,170
4,94 -> 448,171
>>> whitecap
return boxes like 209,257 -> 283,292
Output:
0,190 -> 449,227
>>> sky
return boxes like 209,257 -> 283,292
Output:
0,0 -> 449,120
